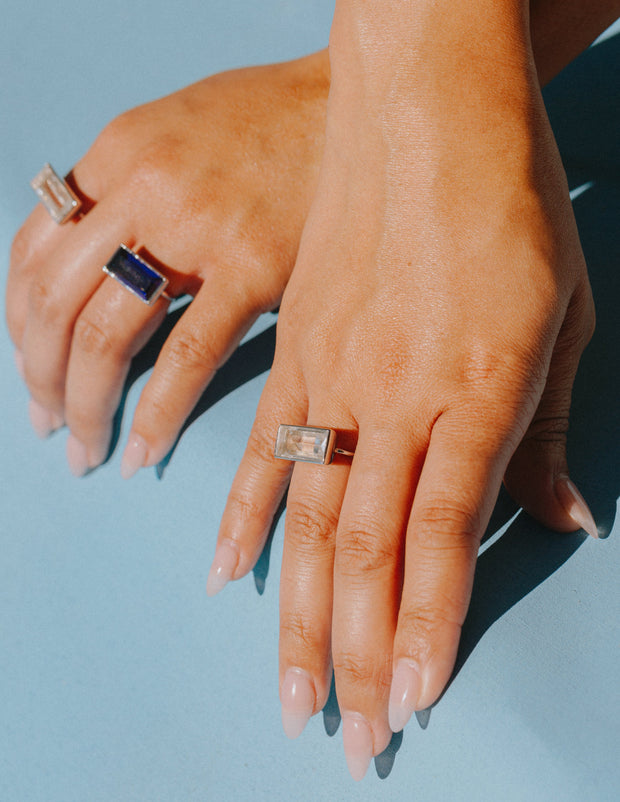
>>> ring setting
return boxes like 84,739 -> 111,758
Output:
103,244 -> 172,305
31,163 -> 82,224
274,424 -> 355,465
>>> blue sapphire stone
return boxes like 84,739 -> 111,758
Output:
103,245 -> 168,305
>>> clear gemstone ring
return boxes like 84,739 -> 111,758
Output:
274,424 -> 355,465
31,163 -> 82,224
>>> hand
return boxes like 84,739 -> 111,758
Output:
212,5 -> 598,780
6,51 -> 329,476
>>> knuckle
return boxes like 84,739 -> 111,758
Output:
225,489 -> 268,528
332,651 -> 392,695
397,606 -> 463,659
28,277 -> 60,325
414,501 -> 482,551
164,330 -> 218,375
337,522 -> 398,576
524,414 -> 569,446
280,612 -> 323,655
285,498 -> 337,551
73,314 -> 115,358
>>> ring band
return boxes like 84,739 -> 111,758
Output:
103,244 -> 172,305
31,163 -> 82,224
274,424 -> 355,465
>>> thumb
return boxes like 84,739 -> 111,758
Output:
504,282 -> 598,538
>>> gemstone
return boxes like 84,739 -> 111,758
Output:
103,245 -> 169,305
30,163 -> 81,224
274,425 -> 335,464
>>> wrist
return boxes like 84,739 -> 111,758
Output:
329,0 -> 536,97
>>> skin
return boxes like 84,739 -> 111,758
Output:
6,0 -> 618,781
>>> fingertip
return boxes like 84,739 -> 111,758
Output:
280,667 -> 316,739
555,474 -> 599,539
120,432 -> 148,480
206,539 -> 240,597
66,434 -> 90,477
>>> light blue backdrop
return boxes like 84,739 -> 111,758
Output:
1,4 -> 619,800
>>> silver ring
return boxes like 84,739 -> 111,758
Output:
274,424 -> 355,465
31,163 -> 82,224
103,244 -> 172,306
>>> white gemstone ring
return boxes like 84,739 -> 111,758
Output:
31,163 -> 82,224
274,424 -> 355,465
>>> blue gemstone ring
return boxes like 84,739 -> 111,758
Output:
103,245 -> 172,305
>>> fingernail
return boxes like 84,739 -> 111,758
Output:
555,475 -> 599,539
342,712 -> 373,782
388,659 -> 422,733
28,399 -> 55,439
206,540 -> 239,597
66,434 -> 89,477
121,433 -> 148,480
281,667 -> 315,739
14,350 -> 25,380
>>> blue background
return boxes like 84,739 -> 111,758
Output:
1,3 -> 619,799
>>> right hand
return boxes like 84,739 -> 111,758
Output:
6,51 -> 329,476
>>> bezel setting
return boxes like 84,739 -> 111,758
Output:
30,163 -> 81,224
274,424 -> 337,465
102,244 -> 169,305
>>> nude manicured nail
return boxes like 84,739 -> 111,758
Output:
555,475 -> 599,539
120,433 -> 148,480
206,540 -> 239,597
389,659 -> 422,733
66,434 -> 89,477
28,399 -> 55,439
342,712 -> 373,782
14,350 -> 25,380
281,667 -> 315,739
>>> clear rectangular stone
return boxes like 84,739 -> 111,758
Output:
274,425 -> 335,464
30,163 -> 80,224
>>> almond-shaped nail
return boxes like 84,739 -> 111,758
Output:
66,434 -> 89,477
206,540 -> 239,597
120,433 -> 148,480
28,399 -> 55,439
555,475 -> 599,539
281,667 -> 315,739
388,659 -> 422,733
342,712 -> 373,782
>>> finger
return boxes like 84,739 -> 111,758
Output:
504,282 -> 598,537
7,162 -> 100,348
390,414 -> 512,731
120,275 -> 267,479
332,421 -> 424,781
278,406 -> 354,740
207,359 -> 307,596
63,279 -> 169,476
20,202 -> 133,417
